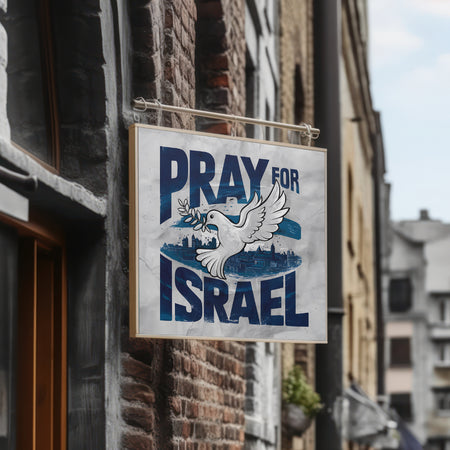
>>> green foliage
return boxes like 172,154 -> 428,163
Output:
282,365 -> 323,418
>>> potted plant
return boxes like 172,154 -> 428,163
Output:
282,365 -> 323,436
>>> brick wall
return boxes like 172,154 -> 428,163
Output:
123,1 -> 247,448
195,0 -> 245,135
279,0 -> 315,144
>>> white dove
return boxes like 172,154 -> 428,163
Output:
195,181 -> 289,279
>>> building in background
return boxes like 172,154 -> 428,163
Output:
384,210 -> 450,448
315,0 -> 387,448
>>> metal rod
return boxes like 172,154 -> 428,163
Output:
132,98 -> 320,139
0,165 -> 38,191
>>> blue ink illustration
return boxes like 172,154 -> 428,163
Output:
170,181 -> 301,279
161,239 -> 302,278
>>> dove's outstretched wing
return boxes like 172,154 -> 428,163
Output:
239,181 -> 289,244
196,245 -> 229,279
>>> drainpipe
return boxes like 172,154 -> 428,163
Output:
372,111 -> 385,398
314,1 -> 344,449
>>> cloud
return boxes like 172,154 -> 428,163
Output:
395,53 -> 450,115
411,0 -> 450,17
368,1 -> 424,68
371,28 -> 423,67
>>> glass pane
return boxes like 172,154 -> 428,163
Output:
0,223 -> 18,450
3,0 -> 52,163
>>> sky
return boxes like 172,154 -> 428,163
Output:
368,0 -> 450,222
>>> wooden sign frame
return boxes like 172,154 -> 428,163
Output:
129,124 -> 327,342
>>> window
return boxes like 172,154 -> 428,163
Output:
0,223 -> 18,449
17,239 -> 66,449
390,393 -> 412,421
390,338 -> 411,366
435,341 -> 450,365
2,0 -> 60,168
0,214 -> 66,450
435,389 -> 450,412
437,297 -> 450,323
389,278 -> 412,312
427,439 -> 450,450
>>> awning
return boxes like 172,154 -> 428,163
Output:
334,383 -> 399,449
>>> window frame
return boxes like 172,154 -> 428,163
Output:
3,0 -> 60,171
390,392 -> 413,422
389,337 -> 411,367
388,277 -> 412,313
0,210 -> 67,450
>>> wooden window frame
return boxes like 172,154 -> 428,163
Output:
0,210 -> 67,450
37,0 -> 60,171
5,0 -> 60,171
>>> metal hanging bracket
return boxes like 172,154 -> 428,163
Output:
132,98 -> 320,141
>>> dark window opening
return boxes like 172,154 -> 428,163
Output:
427,438 -> 450,450
2,0 -> 60,168
390,393 -> 412,421
245,50 -> 256,138
434,389 -> 450,411
439,299 -> 447,323
294,64 -> 304,125
390,337 -> 411,366
389,278 -> 412,312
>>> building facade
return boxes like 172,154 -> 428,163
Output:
0,1 -> 391,449
384,211 -> 450,448
315,1 -> 385,448
0,0 -> 320,449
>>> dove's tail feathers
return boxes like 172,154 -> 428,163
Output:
196,247 -> 228,279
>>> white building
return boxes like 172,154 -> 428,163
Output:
384,210 -> 450,448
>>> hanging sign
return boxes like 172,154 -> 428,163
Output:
129,125 -> 327,342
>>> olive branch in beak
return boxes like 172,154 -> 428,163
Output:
177,199 -> 211,232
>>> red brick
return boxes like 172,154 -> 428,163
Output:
122,382 -> 155,406
197,1 -> 224,20
206,73 -> 230,88
204,54 -> 229,71
182,357 -> 191,374
186,400 -> 199,418
122,354 -> 152,384
171,396 -> 182,415
165,6 -> 173,27
182,420 -> 191,439
223,407 -> 234,423
123,406 -> 154,433
122,432 -> 153,450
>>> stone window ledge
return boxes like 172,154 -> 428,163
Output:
0,137 -> 106,221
